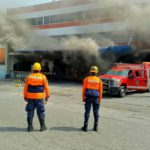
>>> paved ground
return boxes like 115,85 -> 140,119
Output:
0,81 -> 150,150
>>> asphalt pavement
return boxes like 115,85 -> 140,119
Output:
0,81 -> 150,150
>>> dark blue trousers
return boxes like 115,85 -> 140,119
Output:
26,100 -> 45,119
84,97 -> 100,124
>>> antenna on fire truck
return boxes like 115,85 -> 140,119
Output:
128,31 -> 135,45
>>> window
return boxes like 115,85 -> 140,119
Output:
85,10 -> 93,20
128,70 -> 133,75
135,71 -> 140,77
85,8 -> 111,20
135,70 -> 145,78
25,7 -> 119,26
50,13 -> 77,24
141,70 -> 145,78
44,16 -> 50,24
30,18 -> 37,25
77,11 -> 85,20
106,70 -> 128,76
37,17 -> 43,25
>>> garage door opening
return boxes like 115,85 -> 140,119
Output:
10,50 -> 99,82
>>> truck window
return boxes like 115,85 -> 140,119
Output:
141,70 -> 145,78
135,71 -> 140,77
128,70 -> 133,76
135,70 -> 145,78
106,70 -> 128,76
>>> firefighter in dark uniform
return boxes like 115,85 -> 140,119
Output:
81,66 -> 103,132
23,62 -> 50,132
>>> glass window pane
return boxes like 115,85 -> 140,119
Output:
44,16 -> 50,24
77,11 -> 85,20
37,17 -> 43,25
31,18 -> 37,25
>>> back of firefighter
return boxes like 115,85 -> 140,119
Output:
23,62 -> 50,132
81,66 -> 103,132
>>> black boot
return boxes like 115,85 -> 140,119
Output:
81,123 -> 88,132
39,117 -> 47,131
93,123 -> 98,132
27,117 -> 33,132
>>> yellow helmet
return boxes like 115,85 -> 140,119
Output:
33,62 -> 41,71
90,66 -> 98,73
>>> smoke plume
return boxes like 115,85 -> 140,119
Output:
3,0 -> 149,75
60,0 -> 150,43
25,35 -> 101,67
61,36 -> 99,65
96,0 -> 150,34
0,12 -> 31,49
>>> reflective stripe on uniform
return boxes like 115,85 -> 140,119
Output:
28,85 -> 44,93
86,78 -> 100,90
24,73 -> 50,99
87,80 -> 100,83
28,76 -> 43,79
27,92 -> 45,99
82,76 -> 103,102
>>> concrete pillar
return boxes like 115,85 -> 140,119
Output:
5,44 -> 11,78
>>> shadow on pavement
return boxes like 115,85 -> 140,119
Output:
50,126 -> 80,132
103,91 -> 147,99
103,95 -> 114,99
0,127 -> 26,132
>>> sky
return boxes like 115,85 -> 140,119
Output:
0,0 -> 60,11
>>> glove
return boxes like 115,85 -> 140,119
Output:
45,96 -> 49,101
82,98 -> 85,102
45,96 -> 49,104
24,97 -> 28,102
24,98 -> 28,105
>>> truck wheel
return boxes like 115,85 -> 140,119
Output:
118,86 -> 126,97
146,85 -> 150,92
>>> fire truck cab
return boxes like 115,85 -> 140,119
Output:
100,62 -> 150,97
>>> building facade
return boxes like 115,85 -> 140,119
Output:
7,0 -> 140,42
6,0 -> 150,79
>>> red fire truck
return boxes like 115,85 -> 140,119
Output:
100,62 -> 150,97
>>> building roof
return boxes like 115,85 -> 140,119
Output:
7,0 -> 93,15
